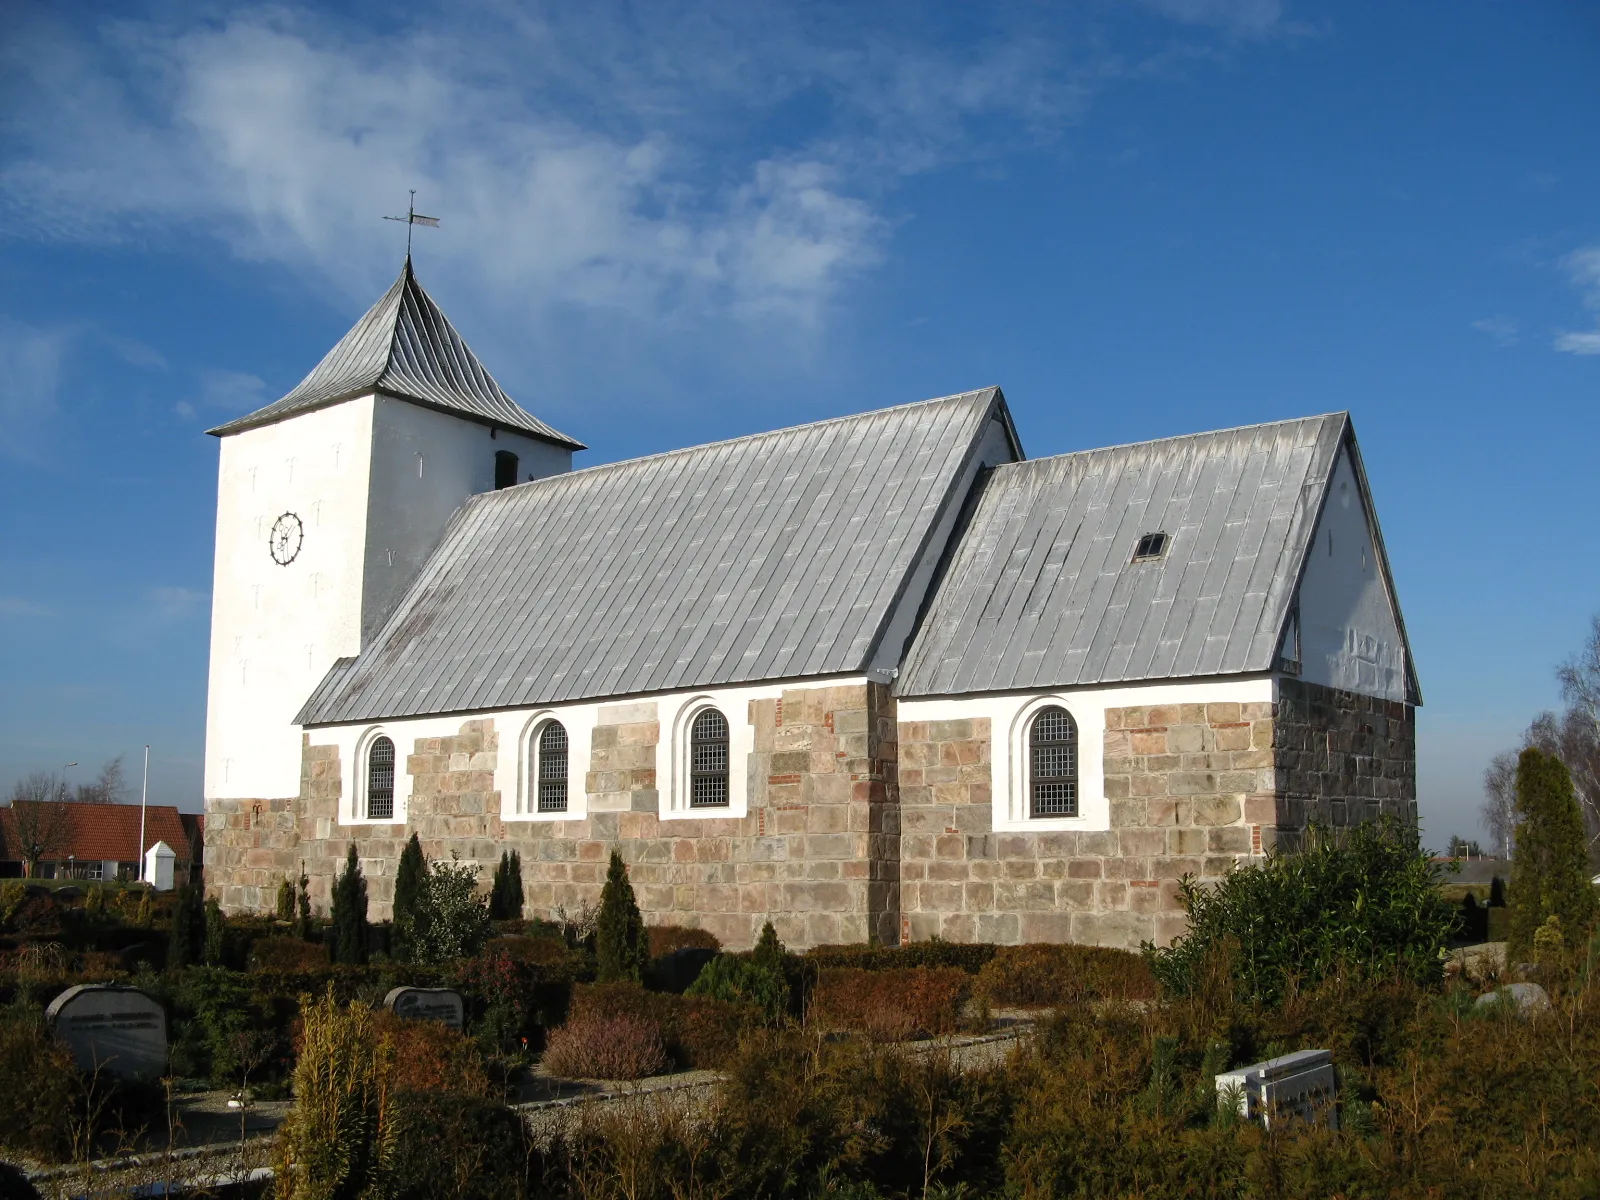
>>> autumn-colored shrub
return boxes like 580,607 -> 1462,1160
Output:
248,935 -> 329,972
647,924 -> 721,958
975,943 -> 1157,1008
805,940 -> 998,975
810,966 -> 969,1041
542,1010 -> 668,1080
486,933 -> 576,966
569,981 -> 752,1068
374,1010 -> 490,1096
0,1008 -> 81,1163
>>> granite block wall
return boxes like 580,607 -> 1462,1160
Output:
1273,678 -> 1417,832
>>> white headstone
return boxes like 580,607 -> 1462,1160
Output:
383,986 -> 465,1031
46,985 -> 168,1080
1216,1048 -> 1338,1130
144,840 -> 177,891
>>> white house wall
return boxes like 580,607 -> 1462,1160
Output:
1295,447 -> 1408,703
205,397 -> 376,801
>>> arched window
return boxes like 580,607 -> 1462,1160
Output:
366,736 -> 396,820
494,450 -> 519,490
535,721 -> 569,813
1029,706 -> 1077,818
689,707 -> 729,808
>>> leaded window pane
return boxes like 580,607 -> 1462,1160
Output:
1030,706 -> 1077,818
367,736 -> 395,820
690,707 -> 729,808
537,721 -> 569,813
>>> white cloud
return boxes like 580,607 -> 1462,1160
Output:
1471,315 -> 1518,347
0,318 -> 73,458
191,368 -> 269,417
148,586 -> 206,622
1553,245 -> 1600,356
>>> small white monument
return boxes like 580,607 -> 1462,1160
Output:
383,986 -> 465,1031
144,840 -> 177,891
1215,1048 -> 1338,1130
46,985 -> 168,1080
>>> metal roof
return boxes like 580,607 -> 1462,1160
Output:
207,259 -> 584,449
297,388 -> 1012,725
897,413 -> 1360,696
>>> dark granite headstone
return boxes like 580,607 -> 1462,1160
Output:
383,986 -> 465,1030
46,985 -> 167,1080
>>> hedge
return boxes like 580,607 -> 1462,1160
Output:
809,966 -> 970,1040
974,943 -> 1157,1008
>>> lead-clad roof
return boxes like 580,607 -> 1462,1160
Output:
296,388 -> 1012,725
207,259 -> 584,449
897,413 -> 1377,696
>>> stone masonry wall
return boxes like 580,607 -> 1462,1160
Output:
898,703 -> 1274,950
1273,678 -> 1417,832
206,683 -> 900,950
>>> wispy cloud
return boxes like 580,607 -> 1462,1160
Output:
1,5 -> 1283,336
178,367 -> 269,420
0,597 -> 56,619
1554,246 -> 1600,356
0,318 -> 73,458
1471,315 -> 1519,347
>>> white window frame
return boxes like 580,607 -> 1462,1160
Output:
1000,695 -> 1098,832
352,725 -> 406,825
514,711 -> 582,822
662,694 -> 749,820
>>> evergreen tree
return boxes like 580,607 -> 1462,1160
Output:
392,833 -> 427,962
1507,747 -> 1599,956
167,884 -> 206,968
275,875 -> 295,922
296,867 -> 313,941
203,897 -> 227,966
595,850 -> 649,983
330,843 -> 370,965
490,850 -> 525,920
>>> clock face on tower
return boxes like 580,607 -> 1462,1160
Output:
269,512 -> 304,565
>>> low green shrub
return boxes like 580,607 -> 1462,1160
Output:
647,923 -> 721,958
685,950 -> 789,1022
381,1088 -> 529,1200
976,943 -> 1157,1008
1144,817 -> 1456,1006
810,966 -> 970,1040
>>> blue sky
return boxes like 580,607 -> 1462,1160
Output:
1,1 -> 1596,843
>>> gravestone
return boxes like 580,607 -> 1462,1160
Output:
1215,1048 -> 1338,1130
383,986 -> 465,1031
1474,982 -> 1550,1016
46,985 -> 167,1080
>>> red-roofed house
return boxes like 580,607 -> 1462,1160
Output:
0,801 -> 203,885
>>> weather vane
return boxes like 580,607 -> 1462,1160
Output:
383,189 -> 440,256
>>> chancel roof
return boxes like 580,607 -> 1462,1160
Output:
897,413 -> 1413,696
207,259 -> 584,449
297,388 -> 1015,725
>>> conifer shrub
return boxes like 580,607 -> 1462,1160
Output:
166,883 -> 206,969
489,850 -> 524,920
975,943 -> 1158,1009
595,850 -> 649,984
1507,747 -> 1599,957
391,833 -> 427,962
686,921 -> 794,1022
810,966 -> 969,1040
295,868 -> 313,941
1144,817 -> 1455,1006
330,843 -> 370,966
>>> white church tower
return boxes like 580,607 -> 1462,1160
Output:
203,259 -> 583,806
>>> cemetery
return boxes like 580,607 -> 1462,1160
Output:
1,790 -> 1598,1199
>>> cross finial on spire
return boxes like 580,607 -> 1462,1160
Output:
383,189 -> 440,258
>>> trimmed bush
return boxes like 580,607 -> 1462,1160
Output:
541,1010 -> 668,1080
647,924 -> 721,958
976,943 -> 1157,1009
810,966 -> 969,1040
569,981 -> 751,1069
806,940 -> 998,975
249,935 -> 330,972
374,1010 -> 490,1096
382,1088 -> 529,1200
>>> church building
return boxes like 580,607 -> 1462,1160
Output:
203,261 -> 1419,950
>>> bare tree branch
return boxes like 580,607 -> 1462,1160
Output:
74,756 -> 127,804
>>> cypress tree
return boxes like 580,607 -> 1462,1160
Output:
490,850 -> 525,920
595,850 -> 649,983
203,897 -> 227,966
167,884 -> 205,968
296,867 -> 313,941
392,832 -> 426,962
1507,747 -> 1598,956
330,843 -> 370,965
275,875 -> 295,922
